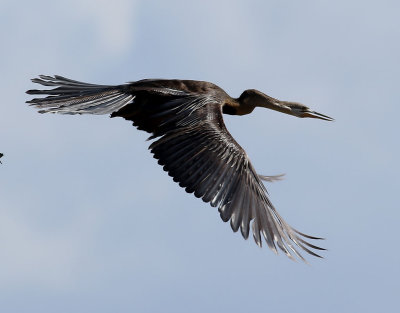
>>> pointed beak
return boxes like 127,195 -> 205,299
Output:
303,110 -> 334,121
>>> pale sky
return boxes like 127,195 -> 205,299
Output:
0,0 -> 399,312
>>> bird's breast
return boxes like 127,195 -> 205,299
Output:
222,104 -> 238,115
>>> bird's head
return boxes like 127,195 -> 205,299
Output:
239,89 -> 333,121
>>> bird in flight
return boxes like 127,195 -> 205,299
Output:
27,75 -> 333,262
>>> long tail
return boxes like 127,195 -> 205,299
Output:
26,75 -> 134,115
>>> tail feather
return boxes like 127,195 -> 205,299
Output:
26,75 -> 134,115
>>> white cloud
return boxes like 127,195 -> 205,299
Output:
75,0 -> 140,56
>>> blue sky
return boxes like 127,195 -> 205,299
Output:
0,0 -> 399,312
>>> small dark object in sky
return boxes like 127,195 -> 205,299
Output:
27,75 -> 333,262
0,153 -> 3,164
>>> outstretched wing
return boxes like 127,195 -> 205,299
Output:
27,75 -> 324,261
145,101 -> 324,261
111,82 -> 325,261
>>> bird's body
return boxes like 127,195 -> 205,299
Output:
27,75 -> 332,262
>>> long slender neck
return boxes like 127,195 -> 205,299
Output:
223,97 -> 255,115
257,98 -> 296,116
233,89 -> 333,120
223,90 -> 301,117
253,94 -> 279,109
239,91 -> 295,116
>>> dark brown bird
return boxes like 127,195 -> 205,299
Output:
27,75 -> 333,262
